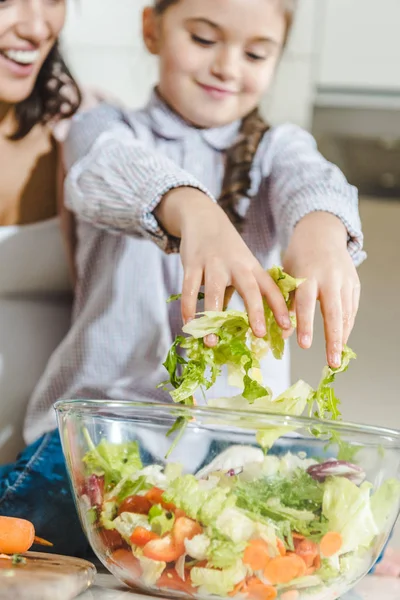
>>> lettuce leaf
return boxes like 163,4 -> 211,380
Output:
206,538 -> 247,569
190,562 -> 247,596
322,477 -> 379,554
370,478 -> 400,532
162,474 -> 235,525
82,432 -> 142,488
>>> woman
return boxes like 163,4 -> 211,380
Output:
0,0 -> 92,556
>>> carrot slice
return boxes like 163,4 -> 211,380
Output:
130,527 -> 160,548
276,538 -> 287,557
293,537 -> 319,568
246,576 -> 277,600
172,517 -> 202,554
264,555 -> 306,585
243,539 -> 271,571
320,532 -> 342,557
229,579 -> 247,597
143,535 -> 183,562
0,516 -> 35,555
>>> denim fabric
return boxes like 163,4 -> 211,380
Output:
0,429 -> 91,558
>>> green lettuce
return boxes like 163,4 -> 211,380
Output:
190,562 -> 247,596
163,474 -> 235,525
370,479 -> 400,531
310,346 -> 356,420
82,431 -> 142,488
322,477 -> 379,554
148,504 -> 175,536
206,539 -> 247,569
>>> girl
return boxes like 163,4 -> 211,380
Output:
8,0 -> 369,557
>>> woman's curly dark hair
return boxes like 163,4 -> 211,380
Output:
11,42 -> 81,140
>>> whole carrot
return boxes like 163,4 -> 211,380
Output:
0,516 -> 53,555
0,516 -> 35,554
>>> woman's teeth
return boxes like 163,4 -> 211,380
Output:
2,49 -> 39,65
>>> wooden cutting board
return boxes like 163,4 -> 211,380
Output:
0,551 -> 96,600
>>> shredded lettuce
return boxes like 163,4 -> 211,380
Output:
163,474 -> 235,525
206,538 -> 247,569
190,561 -> 247,596
148,504 -> 175,536
82,432 -> 142,488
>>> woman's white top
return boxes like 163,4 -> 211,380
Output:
0,218 -> 72,463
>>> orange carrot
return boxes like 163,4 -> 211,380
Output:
276,538 -> 287,556
293,537 -> 319,568
246,577 -> 277,600
33,536 -> 53,547
0,516 -> 35,555
243,539 -> 271,571
229,579 -> 247,597
320,532 -> 342,557
264,554 -> 306,585
280,591 -> 300,600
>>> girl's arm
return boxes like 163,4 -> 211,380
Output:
263,124 -> 365,367
64,104 -> 291,341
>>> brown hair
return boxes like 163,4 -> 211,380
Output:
11,42 -> 81,140
154,0 -> 297,231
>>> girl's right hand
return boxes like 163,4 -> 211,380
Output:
155,187 -> 292,346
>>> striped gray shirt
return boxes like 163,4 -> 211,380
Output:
24,91 -> 366,444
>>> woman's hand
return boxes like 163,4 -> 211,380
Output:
155,187 -> 292,345
283,212 -> 361,368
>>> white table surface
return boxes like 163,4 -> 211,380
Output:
78,573 -> 400,600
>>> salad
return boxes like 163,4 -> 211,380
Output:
80,438 -> 400,599
74,266 -> 400,599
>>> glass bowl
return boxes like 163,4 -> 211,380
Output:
55,400 -> 400,600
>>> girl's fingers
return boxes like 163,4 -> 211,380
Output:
341,286 -> 355,345
203,264 -> 230,347
256,269 -> 291,333
320,287 -> 343,368
233,270 -> 267,338
181,267 -> 203,325
293,280 -> 318,349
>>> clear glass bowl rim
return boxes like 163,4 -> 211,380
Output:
54,398 -> 400,447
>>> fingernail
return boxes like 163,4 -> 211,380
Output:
205,334 -> 218,346
332,352 -> 341,367
281,315 -> 291,329
254,320 -> 266,337
300,334 -> 311,348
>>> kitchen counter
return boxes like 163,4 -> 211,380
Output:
78,573 -> 400,599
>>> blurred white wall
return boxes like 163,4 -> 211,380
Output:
61,0 -> 318,129
317,0 -> 400,91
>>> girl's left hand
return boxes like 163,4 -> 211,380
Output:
283,212 -> 361,369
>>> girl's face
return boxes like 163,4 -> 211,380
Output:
0,0 -> 66,106
143,0 -> 287,128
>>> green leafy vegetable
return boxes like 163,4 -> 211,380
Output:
82,430 -> 142,488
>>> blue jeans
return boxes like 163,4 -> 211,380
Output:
0,430 -> 91,558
